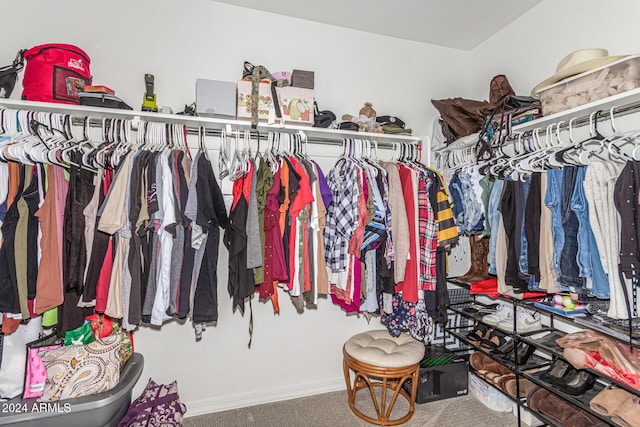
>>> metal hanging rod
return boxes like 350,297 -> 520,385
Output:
0,99 -> 421,150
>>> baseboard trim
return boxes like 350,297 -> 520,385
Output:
185,377 -> 346,417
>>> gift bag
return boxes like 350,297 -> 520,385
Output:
118,378 -> 187,427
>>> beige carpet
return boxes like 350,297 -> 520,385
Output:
184,390 -> 518,427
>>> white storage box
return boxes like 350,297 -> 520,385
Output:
535,55 -> 640,116
275,86 -> 314,126
196,79 -> 236,119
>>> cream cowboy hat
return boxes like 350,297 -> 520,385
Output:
531,48 -> 627,96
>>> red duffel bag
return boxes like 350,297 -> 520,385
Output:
22,43 -> 92,104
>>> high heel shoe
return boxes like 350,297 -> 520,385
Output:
558,369 -> 597,396
540,359 -> 571,385
513,342 -> 535,365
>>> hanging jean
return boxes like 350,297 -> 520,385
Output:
571,166 -> 609,298
460,169 -> 485,234
449,172 -> 465,234
488,179 -> 504,275
559,166 -> 585,290
518,177 -> 531,279
544,169 -> 570,292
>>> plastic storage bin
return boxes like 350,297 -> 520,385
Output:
535,55 -> 640,116
0,353 -> 144,427
468,371 -> 512,412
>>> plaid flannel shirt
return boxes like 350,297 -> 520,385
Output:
418,176 -> 438,291
324,161 -> 359,271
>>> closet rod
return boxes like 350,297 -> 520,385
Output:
67,116 -> 413,150
0,99 -> 421,147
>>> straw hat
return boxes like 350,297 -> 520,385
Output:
531,48 -> 626,96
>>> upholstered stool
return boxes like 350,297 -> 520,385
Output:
343,330 -> 425,426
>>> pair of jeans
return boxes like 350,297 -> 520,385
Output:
458,169 -> 484,234
488,179 -> 504,275
449,172 -> 465,233
544,169 -> 570,292
571,166 -> 609,298
559,166 -> 585,290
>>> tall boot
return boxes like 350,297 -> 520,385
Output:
457,235 -> 479,283
468,237 -> 491,283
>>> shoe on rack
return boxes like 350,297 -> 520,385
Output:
490,337 -> 516,356
539,359 -> 572,385
513,342 -> 536,365
469,352 -> 512,375
558,369 -> 597,396
504,377 -> 537,398
497,307 -> 541,333
483,304 -> 514,326
480,329 -> 508,351
465,323 -> 491,346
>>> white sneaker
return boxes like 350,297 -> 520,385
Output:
497,307 -> 541,333
482,304 -> 513,326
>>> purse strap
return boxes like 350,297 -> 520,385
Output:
249,65 -> 288,129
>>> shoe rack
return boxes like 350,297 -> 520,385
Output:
446,278 -> 640,427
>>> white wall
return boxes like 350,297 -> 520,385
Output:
1,0 -> 471,415
469,0 -> 640,100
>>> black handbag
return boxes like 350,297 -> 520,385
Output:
0,50 -> 25,98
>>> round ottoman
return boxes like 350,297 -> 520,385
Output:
343,330 -> 425,426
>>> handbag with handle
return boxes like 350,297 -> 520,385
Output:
118,378 -> 187,427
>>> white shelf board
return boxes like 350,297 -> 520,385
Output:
0,99 -> 421,145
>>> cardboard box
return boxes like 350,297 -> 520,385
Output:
275,86 -> 315,126
237,80 -> 276,122
196,79 -> 237,119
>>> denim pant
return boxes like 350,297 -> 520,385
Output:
545,169 -> 570,292
518,177 -> 531,278
559,166 -> 585,290
570,166 -> 609,298
449,172 -> 465,233
488,179 -> 504,275
460,169 -> 485,234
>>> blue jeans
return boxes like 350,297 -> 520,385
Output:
449,172 -> 465,234
460,170 -> 485,234
518,177 -> 531,277
559,166 -> 585,290
571,166 -> 610,298
545,169 -> 570,292
488,179 -> 504,275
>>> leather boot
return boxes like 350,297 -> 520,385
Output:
468,237 -> 491,283
456,236 -> 477,282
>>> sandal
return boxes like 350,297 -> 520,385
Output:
466,324 -> 491,346
480,329 -> 508,351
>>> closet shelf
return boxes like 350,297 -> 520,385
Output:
0,99 -> 422,146
512,86 -> 640,134
518,330 -> 640,396
521,370 -> 611,425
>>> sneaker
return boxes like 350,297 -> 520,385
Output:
497,307 -> 541,333
482,304 -> 513,326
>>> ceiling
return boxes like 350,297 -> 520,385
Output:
212,0 -> 542,50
